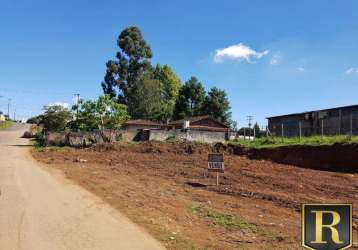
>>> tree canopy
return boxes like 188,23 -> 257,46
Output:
153,64 -> 181,120
39,105 -> 72,132
101,26 -> 232,124
71,95 -> 129,131
101,26 -> 153,105
173,77 -> 206,120
203,87 -> 231,124
129,75 -> 163,120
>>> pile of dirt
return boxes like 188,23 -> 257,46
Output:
247,143 -> 358,173
91,141 -> 213,155
88,141 -> 358,173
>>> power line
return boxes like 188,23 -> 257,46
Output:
246,115 -> 254,129
0,87 -> 82,96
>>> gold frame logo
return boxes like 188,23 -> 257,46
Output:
302,204 -> 352,250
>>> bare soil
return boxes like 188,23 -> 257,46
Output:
31,141 -> 358,250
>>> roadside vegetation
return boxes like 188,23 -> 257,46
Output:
231,135 -> 358,149
0,120 -> 14,130
190,205 -> 266,234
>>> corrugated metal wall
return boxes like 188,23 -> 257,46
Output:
268,106 -> 358,137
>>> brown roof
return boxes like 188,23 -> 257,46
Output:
124,119 -> 161,126
169,115 -> 230,128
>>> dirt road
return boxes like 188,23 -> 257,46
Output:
0,124 -> 165,250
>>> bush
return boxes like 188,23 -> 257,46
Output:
39,105 -> 72,132
70,95 -> 129,131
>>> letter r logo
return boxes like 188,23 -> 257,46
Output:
302,204 -> 352,250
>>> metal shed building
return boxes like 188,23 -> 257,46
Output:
267,104 -> 358,137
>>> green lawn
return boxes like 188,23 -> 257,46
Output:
230,135 -> 358,149
0,120 -> 15,130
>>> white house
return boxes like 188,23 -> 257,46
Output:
0,114 -> 5,122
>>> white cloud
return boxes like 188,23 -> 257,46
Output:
345,67 -> 358,75
213,43 -> 269,63
296,67 -> 305,72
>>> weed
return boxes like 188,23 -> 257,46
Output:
230,135 -> 358,149
0,121 -> 14,130
190,205 -> 276,240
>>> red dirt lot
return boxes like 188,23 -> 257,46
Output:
31,141 -> 358,250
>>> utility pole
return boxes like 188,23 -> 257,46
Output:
247,116 -> 253,138
7,98 -> 11,120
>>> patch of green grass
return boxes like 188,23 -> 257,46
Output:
190,205 -> 279,242
0,120 -> 14,130
230,135 -> 358,149
207,209 -> 258,232
190,205 -> 274,239
31,140 -> 71,152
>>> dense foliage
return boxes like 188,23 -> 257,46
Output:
101,26 -> 233,125
32,95 -> 129,132
27,115 -> 44,124
39,105 -> 72,132
153,64 -> 181,121
70,95 -> 129,131
203,87 -> 231,124
173,77 -> 206,120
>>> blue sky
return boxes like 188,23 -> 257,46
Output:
0,0 -> 357,127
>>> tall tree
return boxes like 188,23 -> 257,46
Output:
101,26 -> 153,105
153,64 -> 181,121
203,87 -> 231,124
173,77 -> 206,119
129,75 -> 163,120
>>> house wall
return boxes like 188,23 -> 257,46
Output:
268,106 -> 358,137
149,129 -> 227,143
121,130 -> 139,141
122,125 -> 161,141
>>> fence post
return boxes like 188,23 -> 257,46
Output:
299,121 -> 302,141
244,128 -> 246,140
321,119 -> 324,139
281,123 -> 284,141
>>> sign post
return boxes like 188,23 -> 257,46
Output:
208,153 -> 224,186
